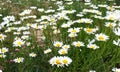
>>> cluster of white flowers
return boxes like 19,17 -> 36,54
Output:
0,47 -> 8,58
49,56 -> 72,67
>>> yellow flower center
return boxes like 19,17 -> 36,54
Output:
76,43 -> 81,47
79,19 -> 83,23
109,24 -> 113,27
71,29 -> 77,33
1,49 -> 7,53
116,70 -> 119,72
56,59 -> 61,64
64,46 -> 68,49
86,28 -> 93,32
17,58 -> 21,62
98,36 -> 104,41
56,43 -> 61,47
86,21 -> 91,23
61,50 -> 66,54
90,45 -> 95,49
63,59 -> 68,64
109,16 -> 114,20
17,42 -> 22,45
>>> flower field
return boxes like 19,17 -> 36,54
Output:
0,0 -> 120,72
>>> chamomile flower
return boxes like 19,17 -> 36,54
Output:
84,28 -> 98,34
72,41 -> 85,47
13,38 -> 25,47
68,33 -> 77,38
105,22 -> 116,28
37,8 -> 44,12
61,56 -> 72,66
29,52 -> 37,57
87,44 -> 99,50
95,33 -> 109,41
75,18 -> 93,24
49,56 -> 63,67
53,41 -> 63,47
68,28 -> 80,34
62,45 -> 70,49
58,49 -> 68,55
61,23 -> 71,28
0,47 -> 8,53
44,48 -> 52,54
0,34 -> 7,41
14,57 -> 24,63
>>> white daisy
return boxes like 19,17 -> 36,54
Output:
29,52 -> 37,57
14,57 -> 24,63
13,38 -> 25,47
95,33 -> 109,41
0,34 -> 7,41
58,49 -> 68,55
53,41 -> 63,48
72,41 -> 85,47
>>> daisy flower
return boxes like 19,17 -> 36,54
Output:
95,33 -> 109,41
62,45 -> 70,49
61,56 -> 72,66
49,56 -> 63,67
68,33 -> 77,38
44,48 -> 52,54
58,49 -> 68,55
29,52 -> 37,57
105,22 -> 116,28
0,47 -> 8,53
87,44 -> 99,50
14,57 -> 24,63
84,28 -> 98,34
53,41 -> 63,48
68,28 -> 80,34
13,38 -> 25,47
72,41 -> 85,47
0,34 -> 7,41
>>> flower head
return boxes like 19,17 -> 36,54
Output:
95,33 -> 109,41
53,41 -> 63,48
72,41 -> 85,47
0,34 -> 6,41
13,38 -> 25,47
29,52 -> 37,57
14,57 -> 24,63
